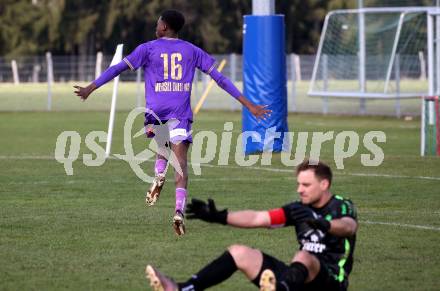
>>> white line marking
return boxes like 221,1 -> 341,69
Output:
2,155 -> 439,232
0,155 -> 53,160
360,220 -> 440,231
199,163 -> 440,181
191,177 -> 287,182
340,172 -> 440,181
1,155 -> 439,181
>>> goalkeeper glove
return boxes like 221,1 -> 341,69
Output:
306,218 -> 331,233
186,198 -> 228,225
287,202 -> 317,224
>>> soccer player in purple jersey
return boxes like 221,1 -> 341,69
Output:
74,9 -> 271,236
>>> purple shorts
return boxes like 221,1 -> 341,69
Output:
144,118 -> 193,144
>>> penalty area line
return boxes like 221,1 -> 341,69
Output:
2,156 -> 440,232
1,155 -> 439,181
200,163 -> 440,181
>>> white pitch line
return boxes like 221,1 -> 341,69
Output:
340,172 -> 440,181
0,155 -> 53,160
199,163 -> 440,181
1,155 -> 439,181
191,177 -> 289,182
360,220 -> 440,231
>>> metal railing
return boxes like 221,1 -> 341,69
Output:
0,53 -> 425,116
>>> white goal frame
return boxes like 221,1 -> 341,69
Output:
308,7 -> 440,155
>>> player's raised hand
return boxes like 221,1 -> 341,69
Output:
249,104 -> 272,121
74,83 -> 97,101
236,96 -> 272,121
186,198 -> 228,225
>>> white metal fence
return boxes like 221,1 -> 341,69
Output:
0,53 -> 425,116
0,53 -> 318,83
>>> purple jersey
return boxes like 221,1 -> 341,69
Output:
123,38 -> 216,122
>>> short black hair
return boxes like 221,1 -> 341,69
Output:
160,9 -> 185,33
296,159 -> 333,187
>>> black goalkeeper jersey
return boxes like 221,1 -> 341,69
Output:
282,195 -> 357,286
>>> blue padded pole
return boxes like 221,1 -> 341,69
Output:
242,15 -> 288,154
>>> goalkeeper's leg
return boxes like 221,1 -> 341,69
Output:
146,251 -> 238,290
258,251 -> 323,291
176,245 -> 264,290
145,265 -> 177,291
146,245 -> 294,290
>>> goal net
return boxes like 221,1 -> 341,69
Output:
309,8 -> 429,98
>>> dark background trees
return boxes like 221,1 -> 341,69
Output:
0,0 -> 433,57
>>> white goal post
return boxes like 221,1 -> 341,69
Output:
105,44 -> 124,158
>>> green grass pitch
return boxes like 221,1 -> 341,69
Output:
1,103 -> 440,289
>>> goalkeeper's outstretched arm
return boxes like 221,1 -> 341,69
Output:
73,60 -> 129,101
227,210 -> 271,228
186,198 -> 324,229
186,198 -> 270,228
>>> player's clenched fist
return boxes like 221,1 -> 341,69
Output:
186,198 -> 228,225
286,202 -> 318,225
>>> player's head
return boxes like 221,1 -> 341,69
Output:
295,159 -> 332,206
156,9 -> 185,38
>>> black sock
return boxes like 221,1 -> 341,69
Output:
178,251 -> 238,291
277,262 -> 309,291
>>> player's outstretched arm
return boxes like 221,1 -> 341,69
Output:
73,60 -> 129,101
208,69 -> 271,120
236,95 -> 271,121
186,198 -> 270,228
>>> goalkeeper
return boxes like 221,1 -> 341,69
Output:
145,159 -> 358,291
